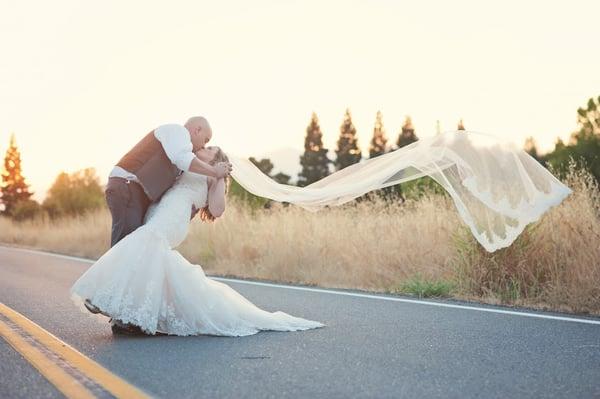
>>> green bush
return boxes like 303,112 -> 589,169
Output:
11,199 -> 43,221
392,273 -> 455,298
400,176 -> 448,200
227,179 -> 270,211
42,168 -> 105,218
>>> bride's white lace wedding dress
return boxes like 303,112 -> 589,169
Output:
70,171 -> 325,336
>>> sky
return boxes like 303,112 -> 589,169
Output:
1,0 -> 599,200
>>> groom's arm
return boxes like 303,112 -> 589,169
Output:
154,124 -> 223,178
188,157 -> 220,177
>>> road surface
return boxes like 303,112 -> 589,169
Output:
0,246 -> 599,398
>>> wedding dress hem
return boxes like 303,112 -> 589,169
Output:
70,292 -> 325,337
70,217 -> 325,337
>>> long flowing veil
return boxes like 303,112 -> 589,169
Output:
228,130 -> 572,253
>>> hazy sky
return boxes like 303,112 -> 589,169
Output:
1,0 -> 599,200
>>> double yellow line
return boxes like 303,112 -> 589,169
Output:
0,302 -> 150,399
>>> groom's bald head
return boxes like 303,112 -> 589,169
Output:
185,116 -> 209,130
185,116 -> 212,151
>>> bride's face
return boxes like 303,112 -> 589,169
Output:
195,146 -> 219,164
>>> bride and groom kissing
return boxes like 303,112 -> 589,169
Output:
71,116 -> 325,336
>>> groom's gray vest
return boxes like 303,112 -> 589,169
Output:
116,131 -> 181,202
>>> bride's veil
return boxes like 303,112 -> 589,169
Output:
227,130 -> 572,253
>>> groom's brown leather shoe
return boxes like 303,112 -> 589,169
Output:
110,319 -> 147,336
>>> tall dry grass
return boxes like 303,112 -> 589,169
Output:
450,162 -> 600,314
1,163 -> 598,315
180,193 -> 459,291
0,210 -> 111,259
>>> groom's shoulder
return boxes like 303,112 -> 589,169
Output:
154,123 -> 188,136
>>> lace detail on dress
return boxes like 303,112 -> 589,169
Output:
172,172 -> 209,208
73,277 -> 160,334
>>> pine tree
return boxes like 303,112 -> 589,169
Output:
393,116 -> 423,201
297,112 -> 331,187
366,111 -> 403,202
369,111 -> 388,158
1,134 -> 33,215
396,116 -> 418,148
334,108 -> 362,171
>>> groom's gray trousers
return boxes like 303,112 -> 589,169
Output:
105,177 -> 151,247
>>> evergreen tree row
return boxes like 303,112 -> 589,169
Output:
3,96 -> 598,219
297,109 -> 467,202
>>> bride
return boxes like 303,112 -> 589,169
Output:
70,146 -> 326,336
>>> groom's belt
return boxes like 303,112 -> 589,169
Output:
109,166 -> 141,183
108,167 -> 152,199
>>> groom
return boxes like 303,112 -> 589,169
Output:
85,116 -> 232,334
105,116 -> 231,247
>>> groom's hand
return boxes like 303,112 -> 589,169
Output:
214,161 -> 232,179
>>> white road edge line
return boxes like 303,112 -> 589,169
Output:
2,245 -> 600,326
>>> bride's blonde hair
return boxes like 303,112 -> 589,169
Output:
199,146 -> 231,223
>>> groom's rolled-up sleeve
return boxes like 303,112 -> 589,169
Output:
154,124 -> 195,171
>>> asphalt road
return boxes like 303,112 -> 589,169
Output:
1,246 -> 599,399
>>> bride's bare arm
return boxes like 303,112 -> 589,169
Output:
207,177 -> 226,217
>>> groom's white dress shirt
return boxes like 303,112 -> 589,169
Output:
109,124 -> 196,184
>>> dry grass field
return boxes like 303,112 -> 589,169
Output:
1,164 -> 598,315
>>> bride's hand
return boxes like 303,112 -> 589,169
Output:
214,162 -> 232,179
